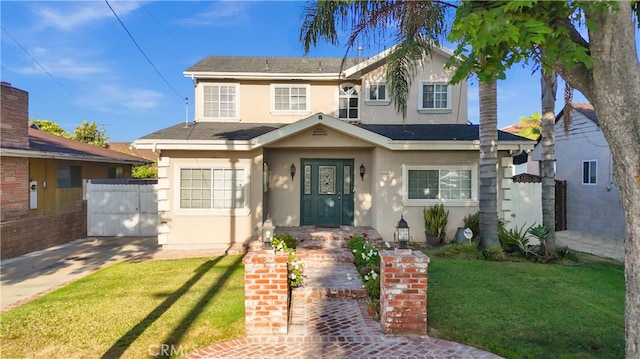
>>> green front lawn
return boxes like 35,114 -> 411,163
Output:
425,250 -> 625,358
0,250 -> 625,358
0,255 -> 245,359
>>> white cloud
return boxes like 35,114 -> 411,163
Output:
77,84 -> 163,112
10,56 -> 106,79
35,1 -> 141,31
176,1 -> 250,27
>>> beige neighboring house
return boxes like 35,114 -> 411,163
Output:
134,47 -> 534,250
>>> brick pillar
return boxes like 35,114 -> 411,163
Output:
243,250 -> 289,335
380,249 -> 430,335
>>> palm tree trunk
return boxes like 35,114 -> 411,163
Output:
540,70 -> 557,255
478,79 -> 499,249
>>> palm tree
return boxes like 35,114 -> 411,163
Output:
300,1 -> 501,246
540,69 -> 557,254
478,79 -> 499,248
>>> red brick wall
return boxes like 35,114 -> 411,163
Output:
380,249 -> 430,335
0,82 -> 29,150
243,250 -> 289,335
0,201 -> 87,260
0,157 -> 29,222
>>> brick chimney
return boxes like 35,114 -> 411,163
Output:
1,82 -> 29,149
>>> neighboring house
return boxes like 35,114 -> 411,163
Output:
501,123 -> 539,176
134,48 -> 534,251
109,142 -> 158,162
531,103 -> 626,241
0,82 -> 150,259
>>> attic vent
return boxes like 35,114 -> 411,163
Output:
312,128 -> 327,136
319,61 -> 322,71
265,59 -> 269,70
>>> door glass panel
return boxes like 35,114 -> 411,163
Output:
344,165 -> 351,195
304,165 -> 311,195
318,166 -> 336,194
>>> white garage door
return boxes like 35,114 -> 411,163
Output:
87,181 -> 158,236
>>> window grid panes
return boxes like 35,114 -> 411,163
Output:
180,168 -> 245,209
582,160 -> 597,184
368,83 -> 386,101
421,83 -> 448,109
274,87 -> 307,111
408,169 -> 472,200
203,85 -> 236,118
339,85 -> 358,119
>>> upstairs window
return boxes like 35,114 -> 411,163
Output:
582,160 -> 597,185
271,85 -> 310,115
203,84 -> 238,120
366,82 -> 387,102
419,82 -> 451,110
339,84 -> 358,120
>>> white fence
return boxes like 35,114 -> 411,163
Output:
86,181 -> 158,236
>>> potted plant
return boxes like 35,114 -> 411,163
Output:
424,203 -> 449,246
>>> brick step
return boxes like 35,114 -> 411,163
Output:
292,263 -> 367,307
294,248 -> 354,265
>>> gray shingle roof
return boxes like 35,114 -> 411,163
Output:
139,122 -> 288,141
185,56 -> 360,74
140,122 -> 530,143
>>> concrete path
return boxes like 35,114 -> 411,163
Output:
0,236 -> 159,312
555,230 -> 624,262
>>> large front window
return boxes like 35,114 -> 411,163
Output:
419,82 -> 450,110
179,168 -> 246,209
271,85 -> 310,114
403,166 -> 475,204
203,84 -> 238,119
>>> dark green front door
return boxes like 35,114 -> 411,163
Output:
300,159 -> 354,226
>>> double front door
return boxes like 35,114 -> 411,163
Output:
300,159 -> 354,226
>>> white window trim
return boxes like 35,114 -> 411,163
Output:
582,159 -> 598,185
365,81 -> 390,106
401,165 -> 478,207
337,83 -> 360,120
418,81 -> 452,113
270,84 -> 311,116
173,164 -> 250,216
198,83 -> 240,122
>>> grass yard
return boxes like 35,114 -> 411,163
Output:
0,255 -> 245,359
425,249 -> 625,358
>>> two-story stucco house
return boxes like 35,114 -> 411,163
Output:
134,47 -> 534,251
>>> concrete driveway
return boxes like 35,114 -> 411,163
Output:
1,236 -> 159,312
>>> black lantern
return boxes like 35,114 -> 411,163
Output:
396,215 -> 410,249
359,163 -> 365,181
263,216 -> 274,250
290,163 -> 296,181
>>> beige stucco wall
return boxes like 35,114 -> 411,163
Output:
194,51 -> 467,126
158,149 -> 264,250
358,55 -> 467,125
264,125 -> 375,227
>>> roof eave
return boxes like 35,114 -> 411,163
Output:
0,148 -> 150,165
183,71 -> 342,81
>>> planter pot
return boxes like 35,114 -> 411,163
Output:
455,227 -> 468,244
426,232 -> 443,247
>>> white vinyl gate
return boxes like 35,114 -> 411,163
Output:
86,181 -> 158,236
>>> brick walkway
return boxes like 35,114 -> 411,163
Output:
183,233 -> 502,359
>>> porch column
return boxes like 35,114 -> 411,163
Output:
379,249 -> 430,335
243,250 -> 289,335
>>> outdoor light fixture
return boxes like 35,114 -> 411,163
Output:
396,215 -> 410,249
359,163 -> 365,181
263,216 -> 274,250
290,163 -> 296,181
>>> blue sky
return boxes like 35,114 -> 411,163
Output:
2,1 -> 632,142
